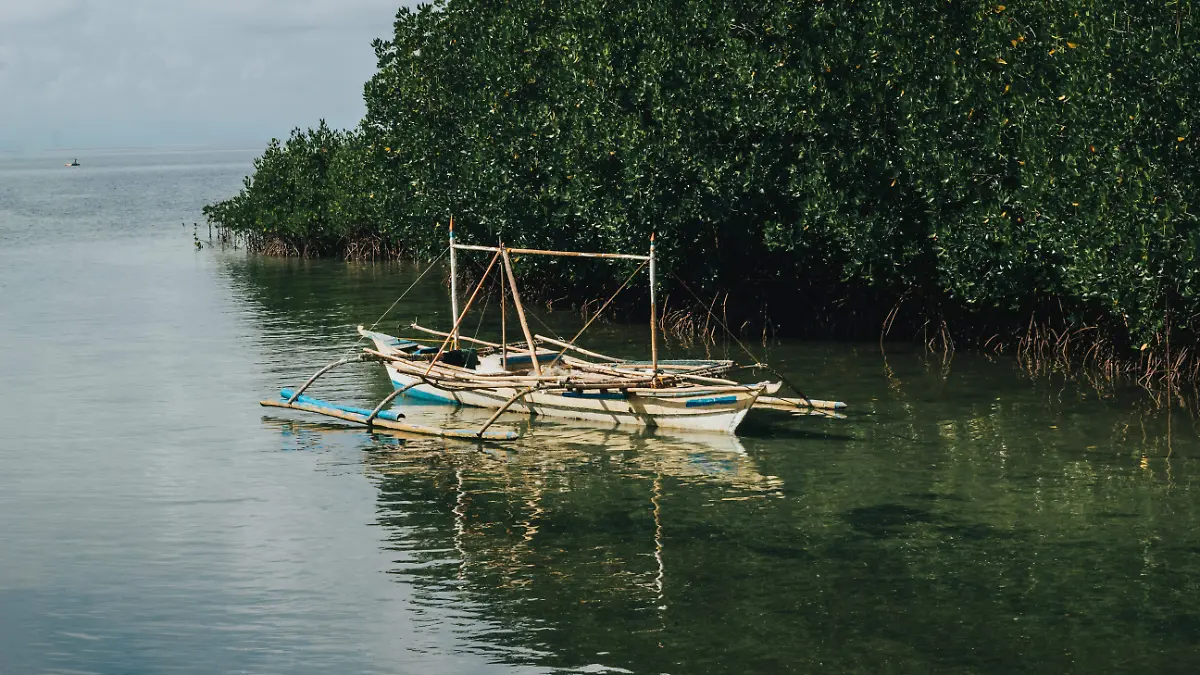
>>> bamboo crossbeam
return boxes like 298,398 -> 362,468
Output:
757,395 -> 847,411
385,372 -> 552,390
362,350 -> 509,380
364,349 -> 563,383
625,385 -> 762,398
674,373 -> 740,386
554,355 -> 724,379
562,378 -> 657,389
410,323 -> 503,348
418,370 -> 648,391
555,359 -> 638,378
618,360 -> 735,372
601,363 -> 734,382
534,334 -> 624,362
372,357 -> 656,392
454,243 -> 649,262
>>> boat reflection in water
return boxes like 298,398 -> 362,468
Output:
261,412 -> 784,670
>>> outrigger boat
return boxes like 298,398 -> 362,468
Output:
263,221 -> 844,440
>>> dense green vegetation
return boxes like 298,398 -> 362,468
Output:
205,0 -> 1200,377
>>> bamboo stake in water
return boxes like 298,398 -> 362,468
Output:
502,248 -> 542,376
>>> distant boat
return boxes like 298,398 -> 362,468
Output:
65,159 -> 80,167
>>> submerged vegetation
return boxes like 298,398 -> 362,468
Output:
205,0 -> 1200,387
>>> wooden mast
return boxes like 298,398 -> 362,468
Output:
649,232 -> 658,377
500,238 -> 508,369
501,247 -> 542,376
448,216 -> 460,350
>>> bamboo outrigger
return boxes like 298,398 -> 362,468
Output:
262,219 -> 845,441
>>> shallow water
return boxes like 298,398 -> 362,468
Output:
2,150 -> 1199,674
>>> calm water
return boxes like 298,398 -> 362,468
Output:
2,150 -> 1199,674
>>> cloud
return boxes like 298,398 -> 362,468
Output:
0,0 -> 414,149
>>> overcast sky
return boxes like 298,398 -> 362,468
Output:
0,0 -> 411,150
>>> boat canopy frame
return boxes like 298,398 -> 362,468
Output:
446,219 -> 660,375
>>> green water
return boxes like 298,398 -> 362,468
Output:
2,150 -> 1198,673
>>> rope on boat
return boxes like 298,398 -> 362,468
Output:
337,247 -> 450,360
758,365 -> 814,409
368,246 -> 449,332
460,249 -> 577,351
669,272 -> 762,366
545,259 -> 649,371
667,272 -> 827,409
422,249 -> 503,377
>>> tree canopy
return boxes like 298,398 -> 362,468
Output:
205,0 -> 1200,364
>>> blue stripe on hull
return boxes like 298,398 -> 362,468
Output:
685,395 -> 738,407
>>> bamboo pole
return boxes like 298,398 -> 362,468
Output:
501,244 -> 508,369
286,355 -> 370,403
674,373 -> 740,386
554,359 -> 637,377
757,395 -> 847,411
376,350 -> 657,388
625,384 -> 758,396
366,350 -> 533,379
365,381 -> 421,426
449,216 -> 460,350
410,323 -> 503,348
392,367 -> 549,387
454,243 -> 649,262
477,386 -> 540,435
374,348 -> 744,393
422,248 -> 502,377
649,232 -> 658,377
502,248 -> 542,376
534,334 -> 623,362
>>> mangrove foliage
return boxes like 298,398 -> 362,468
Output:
205,0 -> 1200,382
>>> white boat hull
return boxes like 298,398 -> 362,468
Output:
383,364 -> 758,434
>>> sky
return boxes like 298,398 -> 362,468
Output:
0,0 -> 412,150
